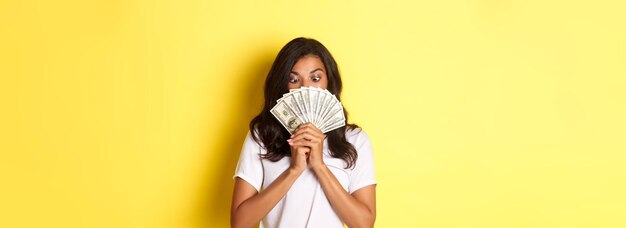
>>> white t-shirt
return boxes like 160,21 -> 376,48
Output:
233,128 -> 377,228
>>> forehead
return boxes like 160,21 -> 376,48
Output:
292,55 -> 325,70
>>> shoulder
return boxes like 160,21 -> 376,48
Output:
243,130 -> 256,144
242,129 -> 266,154
345,127 -> 372,149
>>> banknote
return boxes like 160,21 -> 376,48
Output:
270,101 -> 302,133
270,86 -> 346,134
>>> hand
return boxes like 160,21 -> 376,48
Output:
289,144 -> 309,173
287,123 -> 325,170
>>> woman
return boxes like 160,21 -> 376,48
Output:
231,37 -> 376,228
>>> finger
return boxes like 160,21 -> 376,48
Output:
296,147 -> 311,158
295,123 -> 312,132
287,130 -> 324,141
289,140 -> 316,148
291,145 -> 310,152
291,131 -> 319,140
296,123 -> 322,133
292,126 -> 323,139
288,134 -> 322,146
290,133 -> 321,143
291,149 -> 309,160
296,147 -> 311,154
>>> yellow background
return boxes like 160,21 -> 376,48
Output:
1,0 -> 625,227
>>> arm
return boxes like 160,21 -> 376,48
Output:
289,124 -> 377,228
230,146 -> 309,228
312,165 -> 376,227
230,169 -> 301,228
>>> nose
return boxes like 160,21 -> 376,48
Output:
301,79 -> 314,87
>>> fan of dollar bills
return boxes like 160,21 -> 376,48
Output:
271,86 -> 346,134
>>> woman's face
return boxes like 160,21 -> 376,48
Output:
288,54 -> 328,90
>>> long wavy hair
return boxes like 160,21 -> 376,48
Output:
249,37 -> 359,169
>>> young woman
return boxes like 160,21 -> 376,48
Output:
230,37 -> 377,228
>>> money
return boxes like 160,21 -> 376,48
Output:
270,86 -> 346,134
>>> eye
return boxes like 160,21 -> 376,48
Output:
311,75 -> 321,82
289,77 -> 300,83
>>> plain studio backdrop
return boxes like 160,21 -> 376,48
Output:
1,0 -> 625,227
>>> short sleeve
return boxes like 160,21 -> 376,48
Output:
348,130 -> 377,194
233,131 -> 264,192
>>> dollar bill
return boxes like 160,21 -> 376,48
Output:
270,101 -> 303,134
271,86 -> 346,134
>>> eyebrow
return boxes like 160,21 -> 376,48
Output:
290,68 -> 324,76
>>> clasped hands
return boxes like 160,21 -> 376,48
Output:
287,123 -> 325,172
